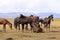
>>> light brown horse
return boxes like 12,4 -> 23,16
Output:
0,18 -> 12,32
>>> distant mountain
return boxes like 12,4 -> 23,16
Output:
36,12 -> 60,18
0,12 -> 60,18
0,12 -> 35,18
0,12 -> 20,18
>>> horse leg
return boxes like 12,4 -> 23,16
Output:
49,24 -> 50,32
46,23 -> 50,32
41,22 -> 42,26
14,24 -> 17,30
30,23 -> 33,32
22,24 -> 24,32
44,24 -> 45,32
25,24 -> 28,31
17,23 -> 20,30
44,23 -> 50,32
33,23 -> 37,33
3,24 -> 6,32
44,24 -> 47,32
14,21 -> 17,29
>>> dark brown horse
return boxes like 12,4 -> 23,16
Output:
14,14 -> 39,32
0,18 -> 12,32
39,15 -> 54,32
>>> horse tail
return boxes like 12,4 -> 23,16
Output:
14,18 -> 17,29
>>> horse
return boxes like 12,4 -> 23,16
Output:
14,14 -> 31,30
14,14 -> 39,32
14,17 -> 31,30
29,15 -> 39,32
41,15 -> 54,32
36,24 -> 43,33
0,18 -> 12,32
39,18 -> 43,26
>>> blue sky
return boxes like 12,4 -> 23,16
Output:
0,0 -> 60,13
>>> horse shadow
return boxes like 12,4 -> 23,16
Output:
51,26 -> 60,32
21,34 -> 32,37
0,30 -> 3,32
6,38 -> 13,40
47,36 -> 56,39
50,31 -> 59,32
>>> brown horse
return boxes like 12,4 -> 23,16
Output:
36,24 -> 43,33
14,14 -> 39,32
0,18 -> 12,32
39,15 -> 54,32
29,15 -> 39,32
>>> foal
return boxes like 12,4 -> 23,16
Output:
41,15 -> 54,32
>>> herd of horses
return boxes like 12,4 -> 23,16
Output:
0,14 -> 54,33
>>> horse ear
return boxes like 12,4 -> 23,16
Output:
20,14 -> 22,16
30,15 -> 33,17
51,14 -> 53,16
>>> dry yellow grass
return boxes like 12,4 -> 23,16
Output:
0,18 -> 60,40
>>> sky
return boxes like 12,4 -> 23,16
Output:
0,0 -> 60,13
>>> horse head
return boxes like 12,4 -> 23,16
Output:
9,23 -> 12,30
19,14 -> 27,18
7,22 -> 12,30
48,15 -> 54,21
30,15 -> 33,17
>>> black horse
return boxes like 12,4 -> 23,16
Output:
39,15 -> 54,32
14,14 -> 39,32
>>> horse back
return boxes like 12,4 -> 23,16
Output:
0,18 -> 7,24
29,16 -> 39,22
44,18 -> 49,22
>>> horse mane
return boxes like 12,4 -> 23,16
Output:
43,15 -> 54,23
48,15 -> 53,18
19,14 -> 27,18
29,15 -> 33,17
5,19 -> 12,25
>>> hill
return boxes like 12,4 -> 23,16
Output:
0,12 -> 60,18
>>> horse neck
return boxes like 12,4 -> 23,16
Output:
6,20 -> 11,25
20,15 -> 27,18
47,17 -> 52,23
48,17 -> 52,21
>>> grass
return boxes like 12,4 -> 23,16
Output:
54,18 -> 60,21
0,18 -> 60,40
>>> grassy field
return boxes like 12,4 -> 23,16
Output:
0,18 -> 60,40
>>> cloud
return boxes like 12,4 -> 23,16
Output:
0,0 -> 60,13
